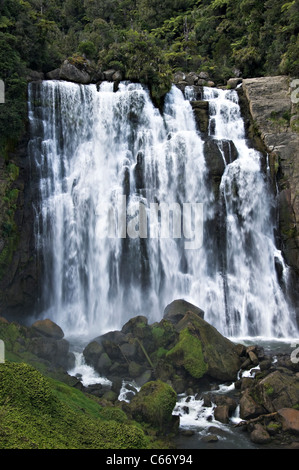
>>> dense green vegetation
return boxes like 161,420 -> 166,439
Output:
0,0 -> 298,145
0,362 -> 149,449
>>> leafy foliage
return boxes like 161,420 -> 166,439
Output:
0,0 -> 298,145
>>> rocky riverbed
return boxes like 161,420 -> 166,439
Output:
1,299 -> 299,448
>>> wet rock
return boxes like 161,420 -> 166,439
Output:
250,423 -> 271,444
214,405 -> 230,424
83,341 -> 104,368
60,62 -> 91,84
278,408 -> 299,435
201,434 -> 219,443
227,78 -> 242,89
203,139 -> 238,198
248,350 -> 259,366
254,370 -> 299,412
172,310 -> 242,382
85,383 -> 103,397
181,429 -> 195,437
46,68 -> 61,80
97,352 -> 112,373
31,318 -> 64,340
83,300 -> 241,387
103,69 -> 117,81
240,389 -> 265,420
259,358 -> 272,371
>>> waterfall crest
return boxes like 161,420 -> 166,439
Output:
28,80 -> 298,339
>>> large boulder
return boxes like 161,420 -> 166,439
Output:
250,423 -> 271,445
60,62 -> 91,84
239,388 -> 266,420
167,309 -> 242,382
129,380 -> 178,435
27,336 -> 71,370
0,317 -> 75,376
31,319 -> 64,340
28,319 -> 73,370
163,299 -> 204,324
278,408 -> 299,435
253,370 -> 299,413
239,368 -> 299,422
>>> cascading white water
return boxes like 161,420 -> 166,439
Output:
28,80 -> 298,339
203,87 -> 297,337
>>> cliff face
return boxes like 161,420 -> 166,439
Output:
242,76 -> 299,321
242,76 -> 299,273
0,130 -> 38,322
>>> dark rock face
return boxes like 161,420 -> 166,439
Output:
203,139 -> 238,199
0,129 -> 38,321
190,100 -> 209,135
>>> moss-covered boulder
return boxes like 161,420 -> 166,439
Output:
166,328 -> 208,379
0,317 -> 75,382
83,300 -> 242,390
129,380 -> 178,435
169,310 -> 242,382
240,370 -> 299,419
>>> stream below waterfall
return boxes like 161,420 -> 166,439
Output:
67,337 -> 298,450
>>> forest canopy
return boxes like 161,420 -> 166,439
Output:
0,0 -> 298,144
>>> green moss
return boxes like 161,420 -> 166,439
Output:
98,406 -> 128,423
131,380 -> 177,431
0,162 -> 21,281
267,421 -> 281,433
151,319 -> 177,349
264,384 -> 274,396
166,328 -> 208,379
0,362 -> 149,449
291,117 -> 299,133
157,347 -> 168,358
152,326 -> 165,342
5,163 -> 19,182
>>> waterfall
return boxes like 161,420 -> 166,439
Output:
28,80 -> 298,339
